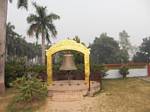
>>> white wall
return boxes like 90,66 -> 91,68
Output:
104,67 -> 148,79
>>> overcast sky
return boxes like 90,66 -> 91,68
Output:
7,0 -> 150,46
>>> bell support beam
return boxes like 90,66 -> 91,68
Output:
84,54 -> 90,83
47,54 -> 52,85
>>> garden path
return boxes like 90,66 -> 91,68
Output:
39,96 -> 99,112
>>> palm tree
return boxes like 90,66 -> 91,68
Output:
0,0 -> 28,93
6,22 -> 20,61
27,3 -> 60,65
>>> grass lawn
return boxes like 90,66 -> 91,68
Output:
96,78 -> 150,112
1,77 -> 150,112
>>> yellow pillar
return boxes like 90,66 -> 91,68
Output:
84,54 -> 90,83
47,55 -> 52,85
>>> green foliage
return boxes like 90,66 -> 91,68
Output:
27,65 -> 46,73
71,36 -> 85,64
9,0 -> 28,9
133,37 -> 150,63
27,3 -> 60,44
72,51 -> 84,64
119,65 -> 129,78
6,22 -> 41,61
119,30 -> 131,51
5,59 -> 27,87
92,64 -> 108,74
116,49 -> 129,63
6,92 -> 46,112
90,33 -> 129,64
76,64 -> 84,73
5,58 -> 46,88
13,76 -> 47,103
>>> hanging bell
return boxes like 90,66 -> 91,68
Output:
60,53 -> 77,71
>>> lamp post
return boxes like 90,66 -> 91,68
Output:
143,51 -> 150,77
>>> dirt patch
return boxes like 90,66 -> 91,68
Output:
0,89 -> 15,112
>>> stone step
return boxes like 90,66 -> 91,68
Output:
47,80 -> 100,101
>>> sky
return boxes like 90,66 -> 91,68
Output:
7,0 -> 150,46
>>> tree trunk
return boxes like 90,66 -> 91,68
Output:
0,0 -> 8,94
123,74 -> 126,79
41,32 -> 45,65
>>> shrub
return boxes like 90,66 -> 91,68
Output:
119,65 -> 129,79
91,64 -> 108,77
13,76 -> 47,103
5,59 -> 47,87
27,65 -> 46,73
5,60 -> 27,87
91,64 -> 108,90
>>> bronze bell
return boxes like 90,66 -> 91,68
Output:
60,53 -> 77,71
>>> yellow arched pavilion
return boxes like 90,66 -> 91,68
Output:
46,39 -> 90,85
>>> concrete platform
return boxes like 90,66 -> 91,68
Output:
48,80 -> 100,101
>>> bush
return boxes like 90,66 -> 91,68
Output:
27,65 -> 46,73
5,60 -> 27,87
91,64 -> 108,90
13,76 -> 47,103
5,59 -> 47,87
91,64 -> 108,77
119,65 -> 129,79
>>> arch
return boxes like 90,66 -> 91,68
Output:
46,39 -> 90,84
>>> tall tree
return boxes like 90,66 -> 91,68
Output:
73,36 -> 86,46
119,30 -> 131,50
133,37 -> 150,63
0,0 -> 7,93
72,36 -> 85,64
27,3 -> 60,65
90,33 -> 128,64
6,22 -> 20,60
119,30 -> 133,60
6,23 -> 42,62
0,0 -> 28,93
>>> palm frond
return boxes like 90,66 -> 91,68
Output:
27,24 -> 38,36
17,0 -> 28,9
33,2 -> 47,18
35,28 -> 41,40
7,22 -> 15,30
27,14 -> 39,23
9,0 -> 13,3
27,2 -> 60,44
47,24 -> 57,37
46,13 -> 60,21
46,31 -> 51,44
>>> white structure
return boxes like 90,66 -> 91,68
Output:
105,67 -> 147,79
